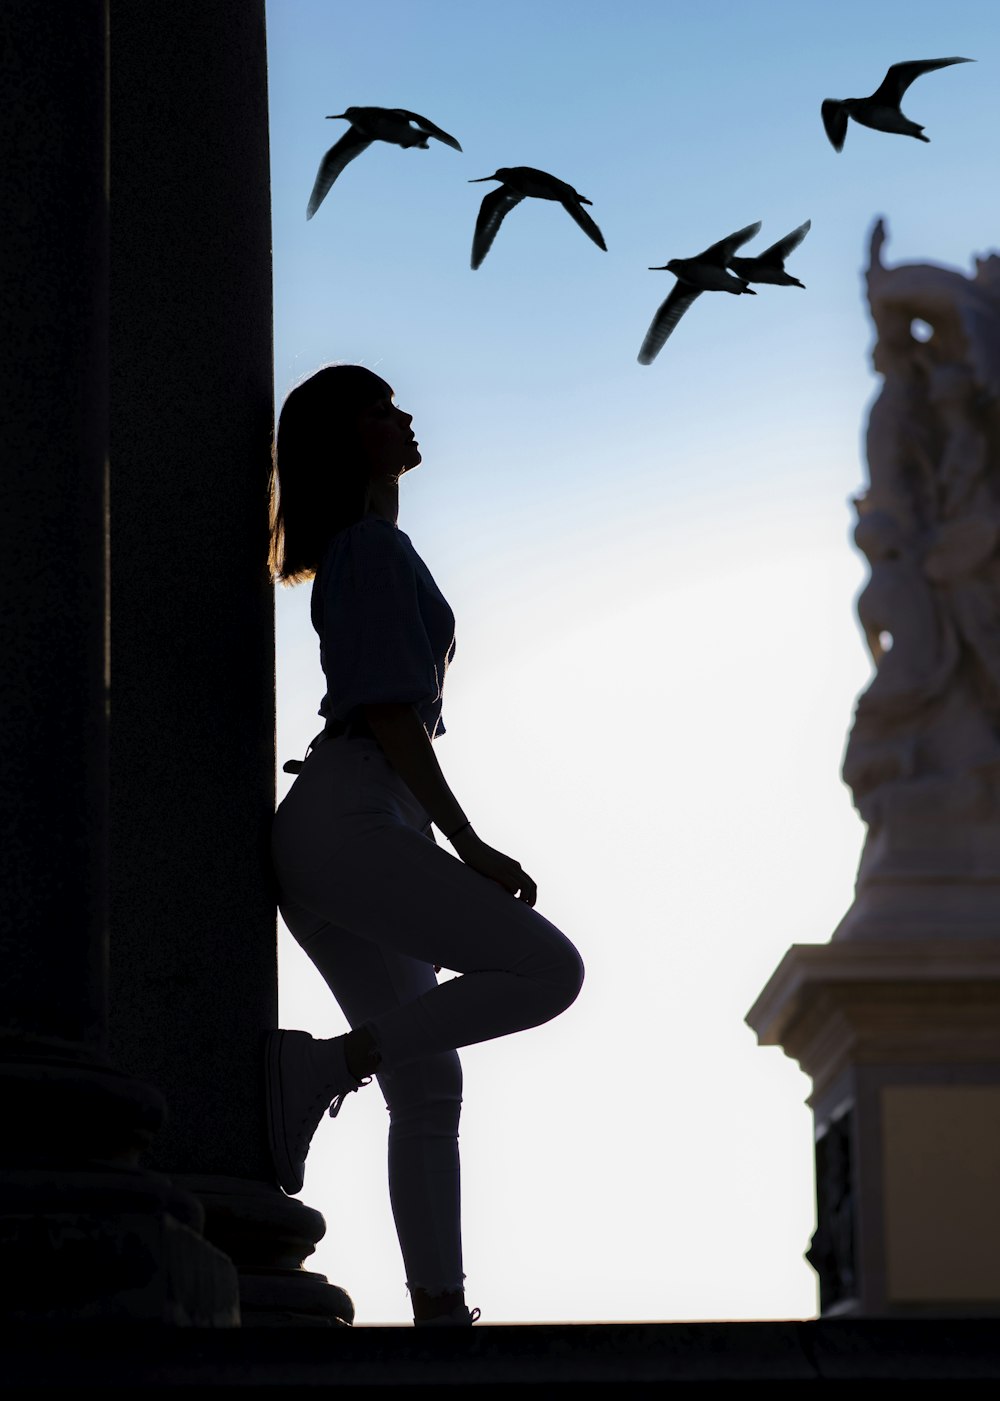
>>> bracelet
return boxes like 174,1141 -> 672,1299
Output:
446,820 -> 472,841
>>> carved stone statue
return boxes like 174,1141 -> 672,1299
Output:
835,220 -> 1000,940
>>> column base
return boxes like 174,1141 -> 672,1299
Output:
178,1175 -> 354,1326
0,1169 -> 239,1325
0,1037 -> 240,1325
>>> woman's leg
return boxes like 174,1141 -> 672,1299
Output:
281,894 -> 466,1306
275,792 -> 583,1314
283,820 -> 585,1073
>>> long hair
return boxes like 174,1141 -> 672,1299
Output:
268,363 -> 391,585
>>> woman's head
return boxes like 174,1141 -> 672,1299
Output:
268,363 -> 421,584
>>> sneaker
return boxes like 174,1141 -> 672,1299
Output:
414,1305 -> 481,1327
264,1029 -> 368,1195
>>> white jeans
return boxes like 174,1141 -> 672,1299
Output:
271,733 -> 584,1295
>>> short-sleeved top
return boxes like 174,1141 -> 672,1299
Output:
311,515 -> 457,739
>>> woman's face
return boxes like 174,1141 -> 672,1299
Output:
356,387 -> 421,481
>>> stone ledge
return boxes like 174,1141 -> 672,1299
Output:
746,939 -> 1000,1054
2,1319 -> 1000,1387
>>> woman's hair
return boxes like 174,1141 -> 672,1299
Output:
268,363 -> 391,585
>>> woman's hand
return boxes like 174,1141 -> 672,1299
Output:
359,705 -> 538,906
451,828 -> 537,906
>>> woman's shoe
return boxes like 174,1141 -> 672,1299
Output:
264,1028 -> 368,1195
414,1305 -> 481,1327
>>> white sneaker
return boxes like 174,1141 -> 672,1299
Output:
264,1029 -> 368,1195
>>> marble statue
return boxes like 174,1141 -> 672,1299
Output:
835,220 -> 1000,939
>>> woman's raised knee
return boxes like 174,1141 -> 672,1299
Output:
522,930 -> 584,1020
549,938 -> 585,1013
563,941 -> 585,1004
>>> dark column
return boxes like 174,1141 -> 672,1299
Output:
108,0 -> 351,1325
0,0 -> 237,1323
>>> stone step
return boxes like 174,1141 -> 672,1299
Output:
2,1318 -> 999,1389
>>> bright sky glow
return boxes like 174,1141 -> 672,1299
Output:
266,0 -> 999,1323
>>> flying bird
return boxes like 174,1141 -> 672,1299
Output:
821,58 -> 974,151
307,106 -> 462,220
729,219 -> 812,289
468,166 -> 607,269
637,221 -> 760,366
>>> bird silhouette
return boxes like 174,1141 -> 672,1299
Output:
729,219 -> 812,289
638,221 -> 760,365
468,166 -> 607,269
307,106 -> 462,220
821,58 -> 973,151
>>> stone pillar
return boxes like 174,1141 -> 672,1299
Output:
0,0 -> 237,1323
747,224 -> 1000,1319
107,0 -> 351,1325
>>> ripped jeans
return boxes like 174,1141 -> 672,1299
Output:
271,733 -> 585,1296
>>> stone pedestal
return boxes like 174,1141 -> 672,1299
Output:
0,0 -> 237,1324
749,226 -> 1000,1319
107,0 -> 351,1324
831,780 -> 1000,943
747,941 -> 1000,1316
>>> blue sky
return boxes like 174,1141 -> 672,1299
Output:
266,0 -> 999,1323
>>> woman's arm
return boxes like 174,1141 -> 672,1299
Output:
361,701 -> 537,904
362,702 -> 468,836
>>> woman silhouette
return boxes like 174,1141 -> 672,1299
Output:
266,364 -> 584,1326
